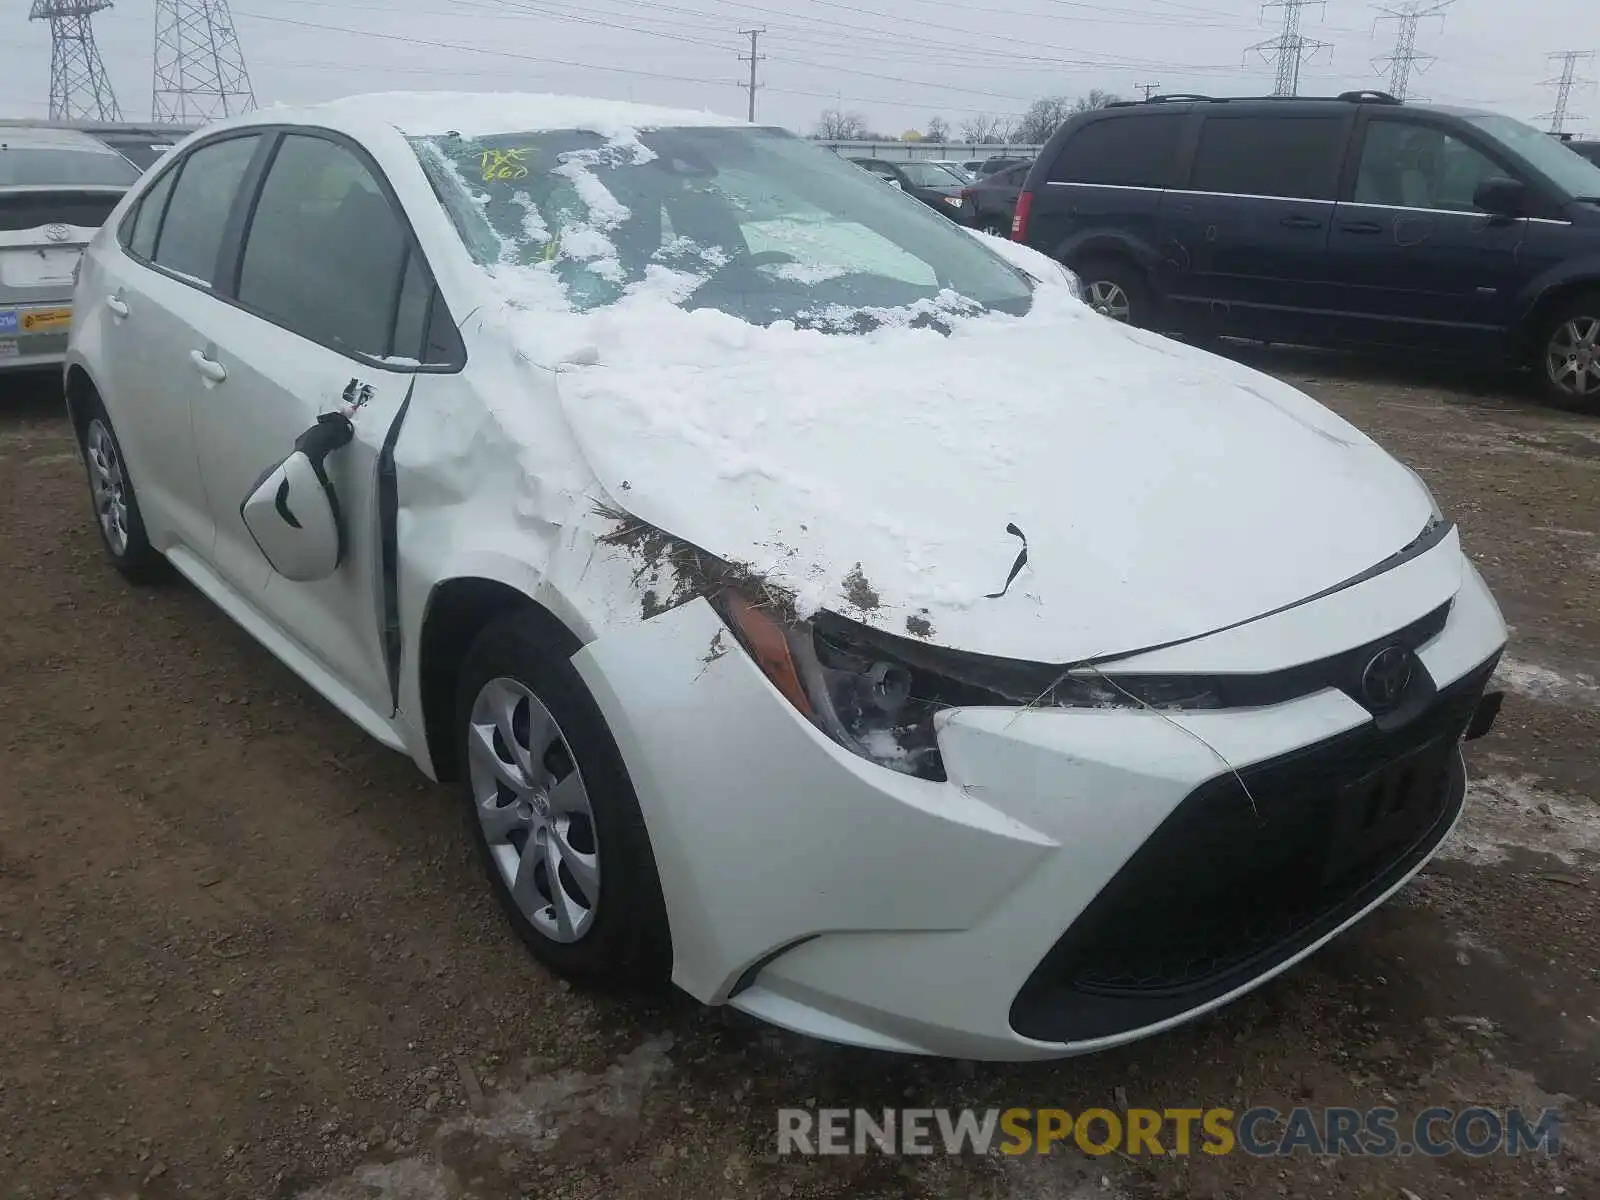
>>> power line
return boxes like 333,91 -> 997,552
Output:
28,0 -> 123,121
226,10 -> 1033,119
1372,1 -> 1451,101
739,27 -> 765,122
1246,0 -> 1330,97
1540,49 -> 1597,135
1136,81 -> 1162,100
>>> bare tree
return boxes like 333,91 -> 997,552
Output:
959,113 -> 1012,143
1072,88 -> 1123,113
814,108 -> 869,140
925,115 -> 951,143
1012,96 -> 1074,144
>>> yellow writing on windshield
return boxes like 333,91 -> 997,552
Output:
480,148 -> 530,182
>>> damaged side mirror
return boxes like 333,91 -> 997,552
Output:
240,412 -> 354,583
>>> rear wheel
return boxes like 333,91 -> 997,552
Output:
80,401 -> 164,583
980,215 -> 1010,237
1537,290 -> 1600,409
1075,256 -> 1150,328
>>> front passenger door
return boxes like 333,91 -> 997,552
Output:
1327,118 -> 1533,354
186,132 -> 461,719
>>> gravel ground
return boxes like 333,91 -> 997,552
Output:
1,354 -> 1596,1200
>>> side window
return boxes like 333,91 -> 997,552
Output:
153,135 -> 260,284
125,167 -> 178,261
237,134 -> 410,359
1049,115 -> 1184,187
1188,116 -> 1347,201
392,248 -> 433,363
1353,121 -> 1508,212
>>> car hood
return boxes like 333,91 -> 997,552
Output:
540,283 -> 1433,663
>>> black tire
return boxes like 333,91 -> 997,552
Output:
1073,255 -> 1151,328
78,398 -> 166,583
1534,289 -> 1600,411
456,611 -> 671,985
980,215 -> 1010,237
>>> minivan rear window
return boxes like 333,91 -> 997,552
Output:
1049,114 -> 1184,188
1188,115 -> 1347,200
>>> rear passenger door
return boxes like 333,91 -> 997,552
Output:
1031,112 -> 1186,269
1164,113 -> 1351,340
92,132 -> 265,559
1326,115 -> 1537,354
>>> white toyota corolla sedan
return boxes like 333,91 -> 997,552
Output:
65,93 -> 1508,1061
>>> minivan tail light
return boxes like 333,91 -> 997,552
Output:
1011,190 -> 1033,242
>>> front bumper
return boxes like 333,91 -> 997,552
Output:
573,540 -> 1507,1061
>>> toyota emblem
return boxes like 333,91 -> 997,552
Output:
44,223 -> 72,243
1360,646 -> 1414,712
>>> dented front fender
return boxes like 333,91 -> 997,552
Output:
571,597 -> 1057,1004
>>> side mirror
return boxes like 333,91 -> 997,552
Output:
240,412 -> 354,583
1474,176 -> 1527,218
887,178 -> 903,190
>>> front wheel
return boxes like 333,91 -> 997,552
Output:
1074,257 -> 1150,328
456,612 -> 671,984
1537,291 -> 1600,409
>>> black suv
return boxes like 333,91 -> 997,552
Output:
1014,92 -> 1600,405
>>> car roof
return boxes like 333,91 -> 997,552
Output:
1095,92 -> 1495,120
0,123 -> 127,155
209,91 -> 744,141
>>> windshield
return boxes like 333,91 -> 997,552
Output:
1466,114 -> 1600,198
0,146 -> 138,187
899,161 -> 965,188
412,125 -> 1031,329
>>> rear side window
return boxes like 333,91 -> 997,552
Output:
154,135 -> 260,285
237,134 -> 413,359
1188,116 -> 1347,200
127,168 -> 178,260
1049,115 -> 1184,188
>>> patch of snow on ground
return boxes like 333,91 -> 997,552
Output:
1442,773 -> 1600,870
298,1036 -> 673,1200
1495,657 -> 1600,710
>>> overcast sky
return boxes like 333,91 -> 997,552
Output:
2,0 -> 1595,139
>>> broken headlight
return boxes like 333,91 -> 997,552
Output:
712,594 -> 1224,784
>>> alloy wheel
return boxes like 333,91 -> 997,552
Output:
467,677 -> 600,943
1547,315 -> 1600,400
1087,280 -> 1132,323
85,419 -> 130,557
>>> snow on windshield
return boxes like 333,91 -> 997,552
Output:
411,124 -> 1031,331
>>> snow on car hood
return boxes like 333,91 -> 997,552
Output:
501,279 -> 1432,664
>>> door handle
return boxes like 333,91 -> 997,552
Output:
1280,215 -> 1324,230
105,294 -> 129,319
189,349 -> 228,384
1340,221 -> 1385,234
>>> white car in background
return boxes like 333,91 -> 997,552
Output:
65,93 -> 1508,1061
1,124 -> 139,372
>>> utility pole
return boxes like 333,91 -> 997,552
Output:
1246,0 -> 1330,97
738,27 -> 765,123
28,0 -> 122,121
1373,2 -> 1452,101
1541,49 -> 1597,135
153,0 -> 257,123
1136,81 -> 1162,100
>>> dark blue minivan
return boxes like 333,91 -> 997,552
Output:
1013,91 -> 1600,406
